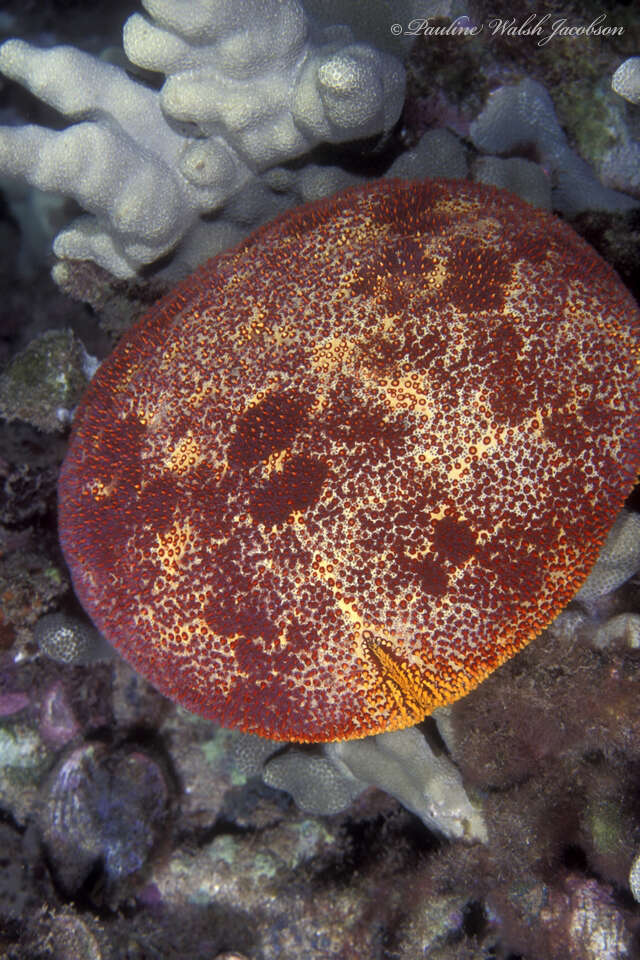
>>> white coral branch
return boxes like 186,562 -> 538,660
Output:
0,0 -> 404,277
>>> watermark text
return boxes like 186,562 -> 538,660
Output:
390,13 -> 624,46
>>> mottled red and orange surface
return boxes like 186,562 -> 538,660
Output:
58,178 -> 640,741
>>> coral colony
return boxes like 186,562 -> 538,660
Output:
0,0 -> 404,277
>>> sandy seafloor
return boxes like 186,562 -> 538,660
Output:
1,1 -> 640,958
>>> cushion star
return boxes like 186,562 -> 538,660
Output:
58,178 -> 640,742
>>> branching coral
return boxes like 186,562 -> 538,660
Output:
612,58 -> 640,106
0,0 -> 404,277
257,726 -> 487,841
470,78 -> 638,216
575,510 -> 640,604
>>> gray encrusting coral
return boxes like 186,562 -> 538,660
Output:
34,612 -> 113,665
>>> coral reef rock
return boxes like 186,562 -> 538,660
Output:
0,330 -> 94,433
37,742 -> 170,895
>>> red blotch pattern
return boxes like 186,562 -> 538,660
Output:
58,178 -> 640,742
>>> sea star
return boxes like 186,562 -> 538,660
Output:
58,178 -> 640,741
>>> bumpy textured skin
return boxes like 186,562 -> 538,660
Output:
58,178 -> 640,742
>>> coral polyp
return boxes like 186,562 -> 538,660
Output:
58,178 -> 640,741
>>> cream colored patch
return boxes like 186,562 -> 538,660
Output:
163,431 -> 203,474
262,447 -> 290,479
385,376 -> 431,413
310,555 -> 417,663
310,334 -> 359,374
87,478 -> 115,502
231,305 -> 268,349
421,258 -> 449,291
154,519 -> 195,577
